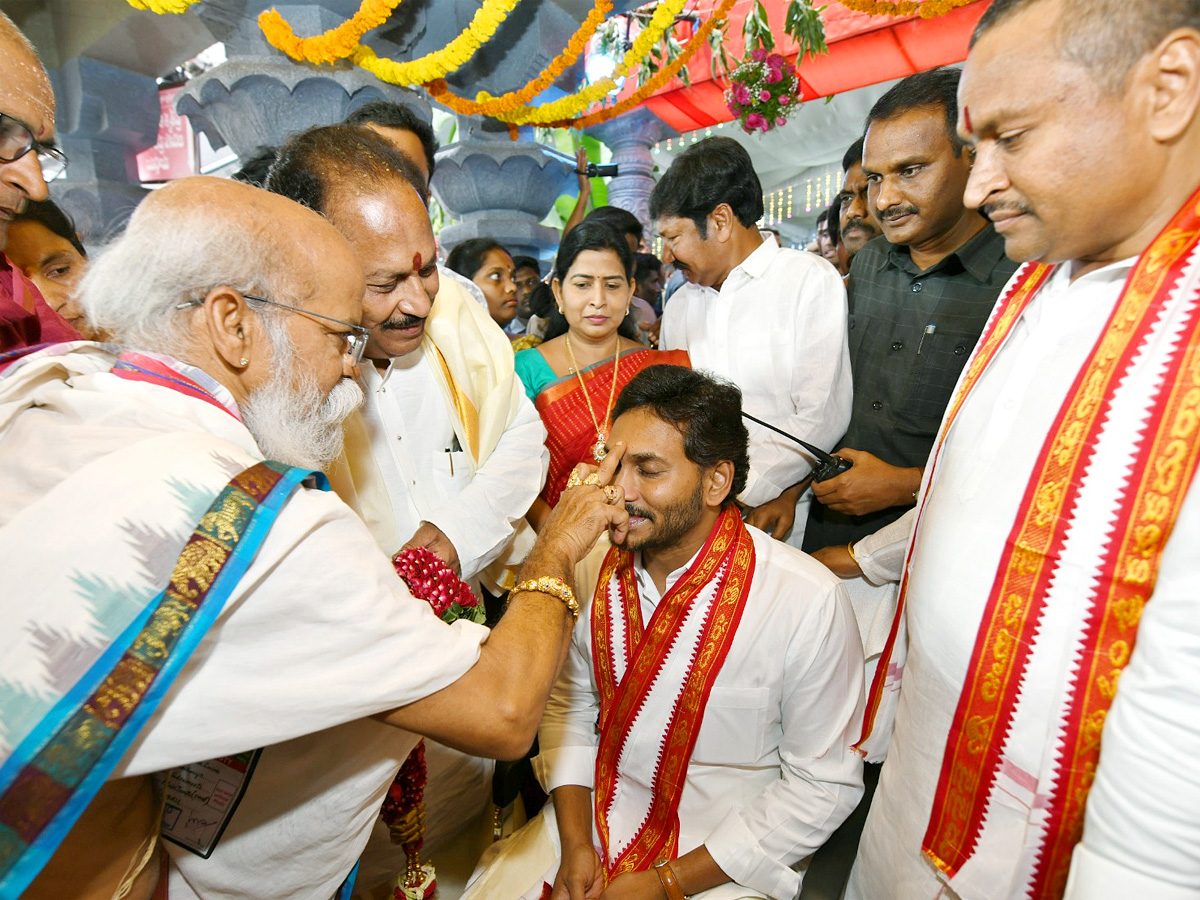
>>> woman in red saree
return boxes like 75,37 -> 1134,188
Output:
516,221 -> 688,521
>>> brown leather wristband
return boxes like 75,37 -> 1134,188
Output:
653,858 -> 688,900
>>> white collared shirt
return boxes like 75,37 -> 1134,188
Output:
536,527 -> 865,900
358,351 -> 546,581
661,241 -> 852,508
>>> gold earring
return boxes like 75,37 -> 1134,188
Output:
238,357 -> 249,367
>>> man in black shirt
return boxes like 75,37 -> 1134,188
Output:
804,67 -> 1018,554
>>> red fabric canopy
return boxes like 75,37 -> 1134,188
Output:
623,0 -> 993,133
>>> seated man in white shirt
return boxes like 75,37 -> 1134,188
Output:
653,138 -> 852,548
265,125 -> 548,889
465,365 -> 865,900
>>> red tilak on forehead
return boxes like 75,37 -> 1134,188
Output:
963,105 -> 974,135
412,252 -> 423,272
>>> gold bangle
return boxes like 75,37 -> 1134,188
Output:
846,542 -> 858,565
653,859 -> 688,900
512,576 -> 580,621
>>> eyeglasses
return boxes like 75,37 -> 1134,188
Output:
176,294 -> 370,364
0,113 -> 68,182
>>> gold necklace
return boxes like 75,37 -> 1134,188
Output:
565,332 -> 622,462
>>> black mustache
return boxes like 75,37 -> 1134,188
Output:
878,206 -> 919,222
380,314 -> 424,330
842,218 -> 878,235
979,201 -> 1033,220
625,504 -> 654,520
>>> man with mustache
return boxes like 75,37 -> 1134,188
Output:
834,137 -> 882,278
849,0 -> 1200,896
804,68 -> 1017,640
265,124 -> 548,893
0,175 -> 621,900
654,136 -> 852,549
464,365 -> 864,900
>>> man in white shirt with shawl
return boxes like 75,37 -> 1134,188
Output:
848,1 -> 1200,898
465,365 -> 864,900
0,176 -> 628,900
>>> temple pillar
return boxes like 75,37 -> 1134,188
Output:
432,117 -> 576,260
47,57 -> 160,244
586,107 -> 670,240
177,3 -> 430,163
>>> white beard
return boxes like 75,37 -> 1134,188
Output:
241,329 -> 364,470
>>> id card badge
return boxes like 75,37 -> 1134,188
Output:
160,749 -> 261,858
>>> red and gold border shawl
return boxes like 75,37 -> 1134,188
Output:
861,182 -> 1200,899
590,507 -> 754,878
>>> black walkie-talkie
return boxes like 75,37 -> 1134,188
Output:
741,412 -> 853,482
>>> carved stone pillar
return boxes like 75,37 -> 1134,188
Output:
432,117 -> 576,260
177,3 -> 429,162
586,107 -> 670,239
47,57 -> 160,243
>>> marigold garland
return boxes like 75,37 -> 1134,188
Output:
350,0 -> 523,86
489,0 -> 690,126
546,0 -> 739,130
425,0 -> 615,118
258,0 -> 402,65
835,0 -> 977,18
125,0 -> 200,12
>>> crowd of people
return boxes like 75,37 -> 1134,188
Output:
1,0 -> 1199,898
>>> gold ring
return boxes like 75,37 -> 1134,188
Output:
566,471 -> 584,490
583,473 -> 602,486
603,485 -> 622,504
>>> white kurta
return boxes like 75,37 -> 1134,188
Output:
849,257 -> 1200,899
358,351 -> 546,582
0,345 -> 489,900
466,527 -> 865,900
660,242 -> 852,546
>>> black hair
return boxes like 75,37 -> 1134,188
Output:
816,209 -> 829,228
527,281 -> 556,319
446,238 -> 511,281
266,124 -> 428,213
842,136 -> 865,173
344,100 -> 438,177
866,66 -> 966,156
231,146 -> 278,189
15,199 -> 86,258
584,205 -> 644,244
554,219 -> 634,283
511,255 -> 540,275
543,220 -> 639,341
825,199 -> 842,249
634,252 -> 662,284
972,0 -> 1199,93
649,136 -> 764,238
613,365 -> 749,507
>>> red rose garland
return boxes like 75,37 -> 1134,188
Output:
384,547 -> 485,899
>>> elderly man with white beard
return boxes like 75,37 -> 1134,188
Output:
0,175 -> 631,900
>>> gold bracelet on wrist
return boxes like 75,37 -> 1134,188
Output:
846,541 -> 859,565
512,576 -> 580,621
653,859 -> 688,900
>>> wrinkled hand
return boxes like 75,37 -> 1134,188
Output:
538,444 -> 630,566
551,843 -> 605,900
744,479 -> 809,540
811,448 -> 921,516
600,870 -> 663,900
401,522 -> 461,576
810,543 -> 863,578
